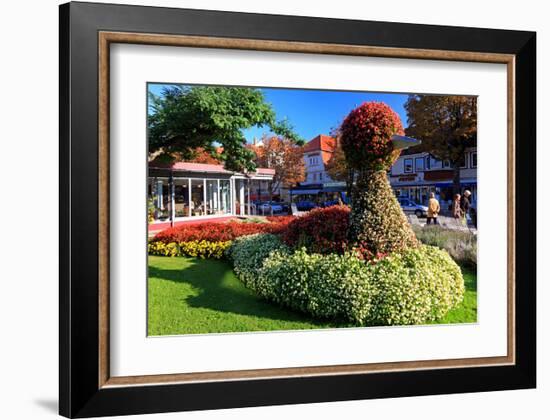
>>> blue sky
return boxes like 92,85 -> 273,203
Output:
148,83 -> 409,143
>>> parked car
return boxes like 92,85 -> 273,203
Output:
398,198 -> 428,217
279,202 -> 291,213
258,201 -> 284,214
295,200 -> 317,211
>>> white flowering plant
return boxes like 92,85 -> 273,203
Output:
229,235 -> 464,326
225,233 -> 288,291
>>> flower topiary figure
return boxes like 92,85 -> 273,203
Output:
341,101 -> 418,259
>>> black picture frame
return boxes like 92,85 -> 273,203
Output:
59,1 -> 536,418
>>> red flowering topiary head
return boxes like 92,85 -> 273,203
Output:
340,101 -> 404,171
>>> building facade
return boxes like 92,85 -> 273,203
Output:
148,161 -> 274,225
290,134 -> 344,201
389,147 -> 477,208
290,133 -> 477,210
301,134 -> 336,185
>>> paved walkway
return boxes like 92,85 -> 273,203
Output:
407,214 -> 477,234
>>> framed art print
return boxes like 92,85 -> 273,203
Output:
59,2 -> 536,417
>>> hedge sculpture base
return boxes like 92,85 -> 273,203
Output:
349,170 -> 418,259
229,235 -> 465,326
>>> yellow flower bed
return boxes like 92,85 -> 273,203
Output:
148,240 -> 232,259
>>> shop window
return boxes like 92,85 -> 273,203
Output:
174,179 -> 190,217
206,180 -> 219,215
219,180 -> 231,214
191,179 -> 205,216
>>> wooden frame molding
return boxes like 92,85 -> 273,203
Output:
98,31 -> 516,389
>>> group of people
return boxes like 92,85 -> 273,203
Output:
426,190 -> 472,226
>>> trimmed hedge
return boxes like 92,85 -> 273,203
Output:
340,101 -> 404,171
148,240 -> 231,259
282,205 -> 351,254
229,237 -> 464,326
225,233 -> 288,290
367,245 -> 465,325
259,249 -> 374,323
349,170 -> 419,259
152,219 -> 291,244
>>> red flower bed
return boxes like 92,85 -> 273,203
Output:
152,219 -> 293,244
266,215 -> 296,225
282,205 -> 351,254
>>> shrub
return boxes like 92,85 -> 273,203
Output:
148,240 -> 231,259
226,234 -> 288,290
266,215 -> 296,225
258,249 -> 375,324
152,220 -> 289,244
340,101 -> 417,259
282,205 -> 351,254
232,244 -> 464,326
367,245 -> 465,325
412,225 -> 477,268
349,170 -> 418,259
340,101 -> 404,172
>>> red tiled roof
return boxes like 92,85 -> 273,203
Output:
149,161 -> 232,173
256,168 -> 276,175
303,135 -> 337,164
303,134 -> 336,153
303,134 -> 336,164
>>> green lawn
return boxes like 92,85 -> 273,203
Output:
429,268 -> 477,324
148,256 -> 343,335
148,256 -> 477,335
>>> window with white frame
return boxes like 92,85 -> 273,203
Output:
415,157 -> 425,171
404,158 -> 413,173
308,155 -> 319,166
471,151 -> 477,168
460,152 -> 468,168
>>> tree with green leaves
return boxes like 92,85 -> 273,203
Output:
148,85 -> 302,172
405,95 -> 477,194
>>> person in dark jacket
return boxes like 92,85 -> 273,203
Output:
460,190 -> 472,224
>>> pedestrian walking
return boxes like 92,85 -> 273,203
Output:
452,193 -> 463,219
426,192 -> 440,225
461,190 -> 472,225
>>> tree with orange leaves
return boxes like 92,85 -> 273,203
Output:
251,136 -> 305,198
325,137 -> 356,199
186,147 -> 222,164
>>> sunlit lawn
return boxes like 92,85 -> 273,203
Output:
148,256 -> 477,336
147,256 -> 342,335
429,268 -> 477,324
